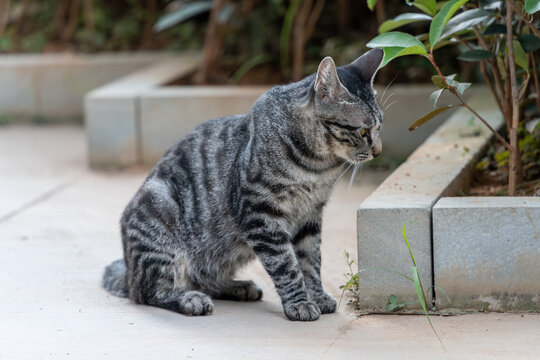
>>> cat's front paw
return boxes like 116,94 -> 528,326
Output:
284,300 -> 321,321
313,293 -> 337,314
179,291 -> 214,316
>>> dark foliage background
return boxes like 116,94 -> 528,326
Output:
0,0 -> 464,84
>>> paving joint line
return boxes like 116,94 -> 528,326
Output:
0,180 -> 73,224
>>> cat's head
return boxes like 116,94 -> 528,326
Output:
312,49 -> 384,163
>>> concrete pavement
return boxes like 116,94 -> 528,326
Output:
0,124 -> 538,359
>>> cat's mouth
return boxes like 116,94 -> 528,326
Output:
352,152 -> 371,163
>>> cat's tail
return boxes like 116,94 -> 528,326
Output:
102,259 -> 129,298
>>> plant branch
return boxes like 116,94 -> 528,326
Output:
453,34 -> 504,113
508,0 -> 540,38
427,54 -> 511,150
531,53 -> 540,113
472,26 -> 507,114
453,90 -> 511,150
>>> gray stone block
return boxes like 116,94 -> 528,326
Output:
85,95 -> 138,169
433,197 -> 540,311
357,207 -> 431,309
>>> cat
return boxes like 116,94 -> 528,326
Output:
102,48 -> 384,321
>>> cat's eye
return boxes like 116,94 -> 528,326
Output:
360,128 -> 367,137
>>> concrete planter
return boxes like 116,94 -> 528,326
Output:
0,52 -> 176,122
85,58 -> 460,168
84,54 -> 269,168
356,94 -> 540,312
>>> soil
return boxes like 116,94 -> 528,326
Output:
460,141 -> 540,197
463,178 -> 540,197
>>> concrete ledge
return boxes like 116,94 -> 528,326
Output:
86,79 -> 461,169
0,52 -> 175,121
356,94 -> 503,310
433,197 -> 540,311
84,53 -> 201,168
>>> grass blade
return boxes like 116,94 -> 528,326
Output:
427,284 -> 451,303
401,222 -> 416,266
413,266 -> 445,349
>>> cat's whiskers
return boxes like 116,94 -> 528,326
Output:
382,92 -> 394,107
347,161 -> 366,191
329,161 -> 354,194
347,163 -> 359,190
385,99 -> 399,110
380,74 -> 397,105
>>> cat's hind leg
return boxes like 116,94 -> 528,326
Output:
216,280 -> 263,302
122,182 -> 214,316
146,289 -> 214,316
126,250 -> 215,316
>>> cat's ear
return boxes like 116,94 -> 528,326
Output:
314,56 -> 342,101
348,48 -> 384,85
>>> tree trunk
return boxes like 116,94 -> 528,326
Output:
505,0 -> 522,195
291,0 -> 325,81
0,0 -> 10,37
139,0 -> 156,49
195,0 -> 226,84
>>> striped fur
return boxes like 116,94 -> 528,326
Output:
102,49 -> 384,321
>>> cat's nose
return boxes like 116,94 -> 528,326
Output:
371,137 -> 382,158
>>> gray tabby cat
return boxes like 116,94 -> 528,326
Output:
102,48 -> 384,321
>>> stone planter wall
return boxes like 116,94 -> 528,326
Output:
0,52 -> 176,122
85,58 -> 461,169
356,94 -> 540,312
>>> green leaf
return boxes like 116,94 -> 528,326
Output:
367,31 -> 428,49
389,294 -> 398,304
378,13 -> 432,33
379,46 -> 426,66
513,40 -> 529,72
368,0 -> 379,11
519,34 -> 540,53
406,0 -> 437,16
408,105 -> 458,130
431,74 -> 472,95
441,9 -> 495,39
479,0 -> 502,10
484,23 -> 507,35
429,0 -> 470,47
455,81 -> 472,95
230,54 -> 273,83
525,0 -> 540,14
431,75 -> 447,89
458,49 -> 496,61
367,32 -> 428,66
430,89 -> 445,108
153,1 -> 213,32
